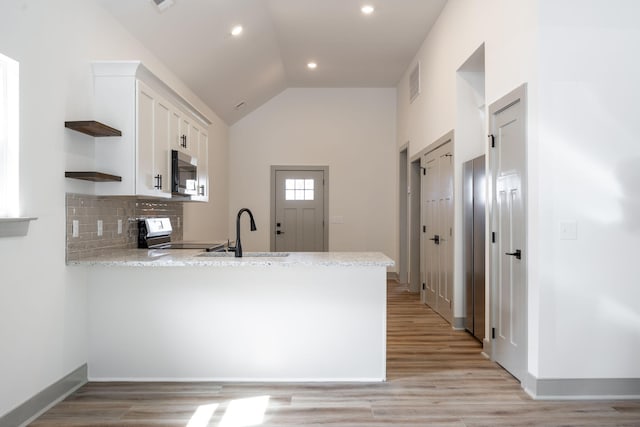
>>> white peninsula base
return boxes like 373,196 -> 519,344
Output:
86,255 -> 389,382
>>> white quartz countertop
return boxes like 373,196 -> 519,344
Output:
68,249 -> 394,268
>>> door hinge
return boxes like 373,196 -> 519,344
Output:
422,225 -> 426,233
489,134 -> 495,148
422,283 -> 426,290
492,327 -> 496,339
421,167 -> 426,176
491,232 -> 496,243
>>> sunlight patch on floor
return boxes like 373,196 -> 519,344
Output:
219,395 -> 270,427
186,403 -> 219,427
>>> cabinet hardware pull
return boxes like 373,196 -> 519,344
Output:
154,174 -> 162,189
199,185 -> 205,196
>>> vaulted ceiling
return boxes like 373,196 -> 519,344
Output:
97,0 -> 447,124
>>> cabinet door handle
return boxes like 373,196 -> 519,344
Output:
154,174 -> 162,189
181,135 -> 187,148
198,185 -> 205,196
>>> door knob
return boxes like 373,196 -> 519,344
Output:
428,235 -> 440,245
505,249 -> 522,260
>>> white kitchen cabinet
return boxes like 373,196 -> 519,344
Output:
135,81 -> 171,198
171,109 -> 197,157
92,61 -> 211,199
151,89 -> 173,196
192,124 -> 209,202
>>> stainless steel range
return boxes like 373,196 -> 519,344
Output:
138,218 -> 224,251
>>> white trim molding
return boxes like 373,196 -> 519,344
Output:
525,374 -> 640,400
0,217 -> 37,237
0,364 -> 87,426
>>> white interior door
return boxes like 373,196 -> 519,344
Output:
422,155 -> 437,306
274,170 -> 325,252
490,85 -> 527,382
436,145 -> 454,322
422,141 -> 454,323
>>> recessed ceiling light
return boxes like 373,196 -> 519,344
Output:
231,25 -> 243,36
361,5 -> 375,15
307,62 -> 318,70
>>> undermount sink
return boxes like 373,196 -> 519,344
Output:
198,251 -> 290,258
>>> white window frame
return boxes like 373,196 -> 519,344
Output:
0,52 -> 19,218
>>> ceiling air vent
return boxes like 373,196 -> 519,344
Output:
409,62 -> 420,103
151,0 -> 174,12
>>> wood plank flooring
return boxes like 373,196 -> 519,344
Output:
31,281 -> 640,426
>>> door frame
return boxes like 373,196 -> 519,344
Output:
409,155 -> 422,293
270,165 -> 329,252
398,144 -> 409,285
488,84 -> 528,379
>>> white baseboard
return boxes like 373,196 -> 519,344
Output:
0,364 -> 87,427
525,373 -> 640,400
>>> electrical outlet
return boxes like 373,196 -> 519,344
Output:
72,220 -> 79,238
559,220 -> 577,240
117,219 -> 123,234
97,220 -> 103,237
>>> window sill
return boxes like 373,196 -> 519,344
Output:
0,217 -> 38,237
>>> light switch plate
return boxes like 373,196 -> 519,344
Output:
97,220 -> 103,237
117,219 -> 122,234
72,220 -> 79,238
559,220 -> 577,240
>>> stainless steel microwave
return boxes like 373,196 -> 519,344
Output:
171,150 -> 198,196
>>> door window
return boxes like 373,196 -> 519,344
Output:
285,179 -> 314,201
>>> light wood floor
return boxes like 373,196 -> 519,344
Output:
32,281 -> 640,426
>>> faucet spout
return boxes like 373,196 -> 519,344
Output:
235,208 -> 257,257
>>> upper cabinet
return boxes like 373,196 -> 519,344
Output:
92,61 -> 211,200
192,122 -> 209,202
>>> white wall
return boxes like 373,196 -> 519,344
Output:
229,88 -> 397,263
0,0 -> 227,417
536,0 -> 640,378
396,0 -> 539,355
398,0 -> 640,383
183,115 -> 230,242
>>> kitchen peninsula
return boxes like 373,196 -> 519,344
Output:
71,251 -> 393,382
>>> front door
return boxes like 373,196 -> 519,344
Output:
490,85 -> 527,382
274,169 -> 325,252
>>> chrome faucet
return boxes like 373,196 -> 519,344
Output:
234,208 -> 257,257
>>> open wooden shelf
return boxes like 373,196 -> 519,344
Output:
65,121 -> 122,137
65,171 -> 122,182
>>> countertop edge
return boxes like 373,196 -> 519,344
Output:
67,250 -> 395,268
